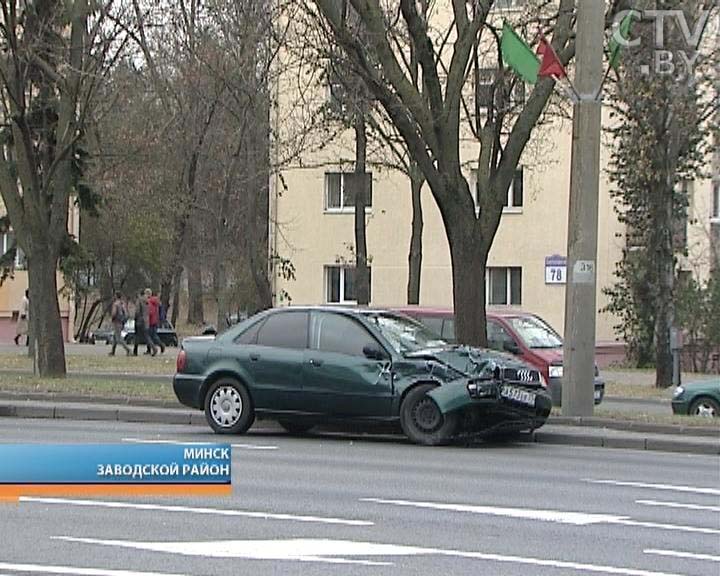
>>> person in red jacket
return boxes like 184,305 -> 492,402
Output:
145,289 -> 165,355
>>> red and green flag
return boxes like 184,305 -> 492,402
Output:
501,24 -> 567,83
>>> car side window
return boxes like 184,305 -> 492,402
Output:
235,320 -> 263,345
310,312 -> 380,357
487,320 -> 515,352
442,319 -> 456,342
255,312 -> 309,349
419,316 -> 444,338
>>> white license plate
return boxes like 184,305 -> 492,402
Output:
501,386 -> 536,407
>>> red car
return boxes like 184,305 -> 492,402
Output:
394,307 -> 605,406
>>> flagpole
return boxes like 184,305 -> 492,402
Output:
594,64 -> 614,102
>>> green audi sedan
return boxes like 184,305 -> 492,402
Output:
173,307 -> 552,445
672,379 -> 720,418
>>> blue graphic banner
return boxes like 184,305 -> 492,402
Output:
0,444 -> 232,484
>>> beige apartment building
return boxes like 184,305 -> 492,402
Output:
271,5 -> 718,345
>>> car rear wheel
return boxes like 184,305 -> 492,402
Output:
400,384 -> 458,446
689,396 -> 720,418
278,420 -> 315,435
205,379 -> 255,434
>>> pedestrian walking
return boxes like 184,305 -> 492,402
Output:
146,289 -> 165,355
133,290 -> 156,357
14,290 -> 29,346
109,292 -> 130,356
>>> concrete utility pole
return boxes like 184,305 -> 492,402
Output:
562,0 -> 605,416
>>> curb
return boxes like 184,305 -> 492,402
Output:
0,401 -> 717,455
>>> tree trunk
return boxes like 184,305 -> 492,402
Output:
186,259 -> 204,325
27,250 -> 66,377
354,112 -> 370,305
171,268 -> 182,326
407,162 -> 424,305
214,245 -> 228,331
654,186 -> 675,388
448,224 -> 489,347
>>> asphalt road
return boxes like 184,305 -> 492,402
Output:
0,418 -> 718,576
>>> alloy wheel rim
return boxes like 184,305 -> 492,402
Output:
412,397 -> 442,433
694,403 -> 716,418
211,386 -> 243,427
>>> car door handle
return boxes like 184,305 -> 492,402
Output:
249,353 -> 260,362
308,358 -> 324,367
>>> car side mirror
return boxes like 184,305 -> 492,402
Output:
503,340 -> 520,355
363,344 -> 386,361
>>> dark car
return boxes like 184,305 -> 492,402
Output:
123,319 -> 179,347
672,379 -> 720,417
88,325 -> 115,345
394,307 -> 605,407
173,307 -> 552,445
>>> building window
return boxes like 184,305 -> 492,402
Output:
325,265 -> 371,304
713,183 -> 719,221
325,172 -> 373,212
469,168 -> 524,212
1,231 -> 26,269
487,267 -> 522,306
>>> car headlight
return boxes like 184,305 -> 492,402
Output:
549,365 -> 563,379
672,386 -> 684,399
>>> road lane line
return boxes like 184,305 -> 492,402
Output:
52,536 -> 694,575
644,549 -> 720,563
121,437 -> 278,451
0,563 -> 189,576
636,500 -> 720,513
20,497 -> 372,526
585,479 -> 720,496
612,519 -> 720,535
362,497 -> 720,535
360,497 -> 627,525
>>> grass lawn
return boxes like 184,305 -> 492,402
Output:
603,382 -> 673,400
0,374 -> 177,402
0,352 -> 176,375
551,406 -> 719,428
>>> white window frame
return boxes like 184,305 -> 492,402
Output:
486,267 -> 522,306
324,172 -> 372,213
712,182 -> 720,222
325,265 -> 356,305
469,168 -> 524,214
1,230 -> 26,269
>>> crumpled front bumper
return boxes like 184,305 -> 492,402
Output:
428,379 -> 552,433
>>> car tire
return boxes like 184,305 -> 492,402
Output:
278,420 -> 315,435
400,383 -> 458,446
204,378 -> 255,434
688,396 -> 720,418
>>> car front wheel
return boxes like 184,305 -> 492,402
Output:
400,384 -> 458,446
689,396 -> 720,418
205,379 -> 255,434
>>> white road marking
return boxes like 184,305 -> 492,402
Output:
637,500 -> 720,513
21,497 -> 372,527
644,549 -> 720,563
360,497 -> 628,525
613,519 -> 720,535
362,497 -> 720,535
121,437 -> 278,451
585,479 -> 720,496
0,562 -> 188,576
54,536 -> 694,575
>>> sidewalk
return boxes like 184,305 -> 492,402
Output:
0,396 -> 717,455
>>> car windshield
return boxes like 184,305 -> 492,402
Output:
509,316 -> 562,349
364,312 -> 447,354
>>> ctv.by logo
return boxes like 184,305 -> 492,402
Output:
612,9 -> 718,81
